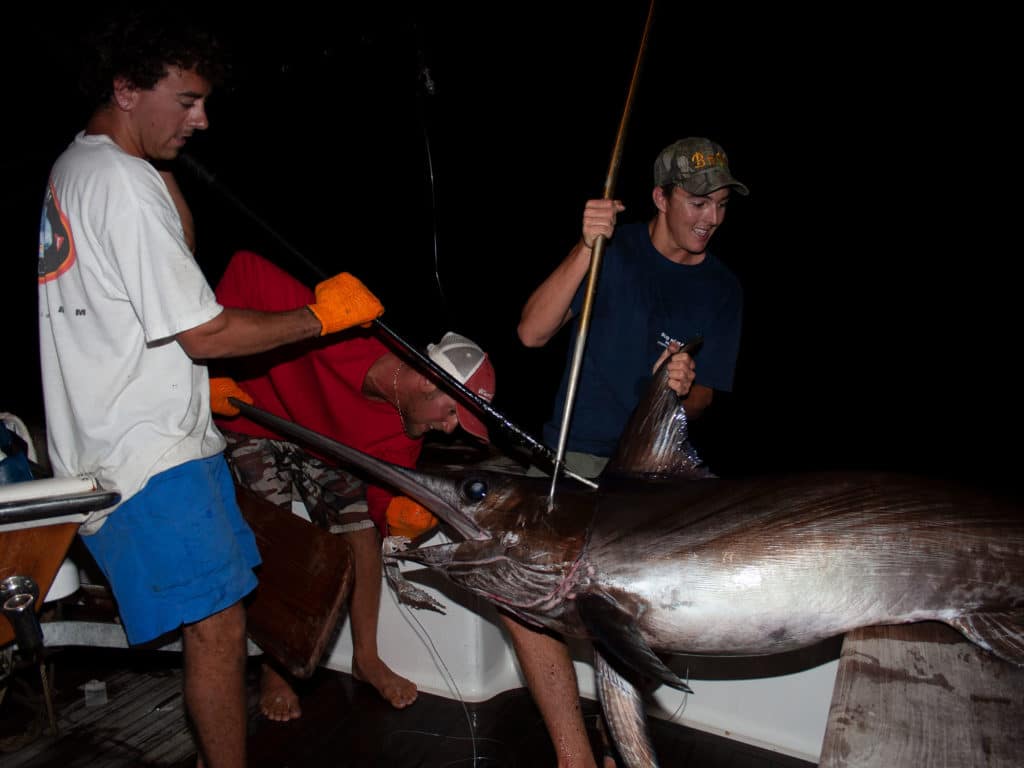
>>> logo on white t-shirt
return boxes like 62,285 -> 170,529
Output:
38,182 -> 76,283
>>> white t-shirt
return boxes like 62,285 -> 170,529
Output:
38,132 -> 225,533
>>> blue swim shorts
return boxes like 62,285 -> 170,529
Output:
81,453 -> 261,645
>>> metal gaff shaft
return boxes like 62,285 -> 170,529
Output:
548,0 -> 658,509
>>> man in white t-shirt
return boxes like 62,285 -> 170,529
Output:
37,11 -> 384,768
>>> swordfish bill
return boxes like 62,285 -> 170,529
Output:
230,371 -> 1024,767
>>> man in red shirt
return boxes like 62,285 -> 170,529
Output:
213,249 -> 496,720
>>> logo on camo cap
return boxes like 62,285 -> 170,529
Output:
653,137 -> 749,196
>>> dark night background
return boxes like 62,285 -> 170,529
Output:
4,4 -> 1018,494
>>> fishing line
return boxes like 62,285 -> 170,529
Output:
176,152 -> 325,284
665,666 -> 691,722
384,729 -> 504,767
386,567 -> 481,766
187,17 -> 601,484
421,108 -> 449,325
410,14 -> 453,329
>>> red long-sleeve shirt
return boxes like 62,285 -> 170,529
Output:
213,250 -> 419,532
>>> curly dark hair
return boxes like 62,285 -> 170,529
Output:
79,7 -> 229,109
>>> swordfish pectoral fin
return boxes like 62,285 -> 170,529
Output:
576,592 -> 693,694
948,610 -> 1024,667
594,649 -> 660,768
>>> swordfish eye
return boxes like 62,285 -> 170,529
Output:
461,477 -> 488,502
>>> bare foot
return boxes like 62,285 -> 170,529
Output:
352,656 -> 417,708
259,663 -> 301,722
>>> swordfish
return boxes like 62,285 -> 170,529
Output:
229,368 -> 1024,767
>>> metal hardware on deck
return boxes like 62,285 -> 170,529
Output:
2,576 -> 43,659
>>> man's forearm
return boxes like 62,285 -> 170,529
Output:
177,306 -> 321,360
518,241 -> 592,347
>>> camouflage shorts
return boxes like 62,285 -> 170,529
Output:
221,431 -> 373,534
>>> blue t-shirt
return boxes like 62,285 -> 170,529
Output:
543,221 -> 742,457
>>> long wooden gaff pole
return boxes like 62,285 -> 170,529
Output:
548,0 -> 658,509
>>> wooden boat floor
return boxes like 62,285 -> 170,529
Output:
820,622 -> 1024,767
1,646 -> 815,768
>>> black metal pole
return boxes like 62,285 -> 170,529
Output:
178,152 -> 597,489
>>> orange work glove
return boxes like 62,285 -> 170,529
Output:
307,272 -> 384,336
210,377 -> 253,417
386,495 -> 438,540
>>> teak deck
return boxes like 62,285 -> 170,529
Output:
820,622 -> 1024,767
1,648 -> 812,768
4,621 -> 1020,766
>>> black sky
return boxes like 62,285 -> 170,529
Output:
7,4 -> 1018,493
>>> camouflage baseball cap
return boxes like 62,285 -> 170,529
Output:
653,137 -> 749,196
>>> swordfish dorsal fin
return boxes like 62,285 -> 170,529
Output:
602,361 -> 714,480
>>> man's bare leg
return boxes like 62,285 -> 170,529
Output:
502,614 -> 613,768
344,525 -> 417,708
258,660 -> 301,721
182,601 -> 247,768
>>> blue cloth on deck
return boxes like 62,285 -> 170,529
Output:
0,422 -> 34,485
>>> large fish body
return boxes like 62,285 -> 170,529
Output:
387,462 -> 1024,767
579,470 -> 1022,656
391,465 -> 1024,661
234,368 -> 1024,767
384,365 -> 1024,666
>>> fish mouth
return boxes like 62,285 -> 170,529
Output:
390,541 -> 459,567
390,538 -> 511,569
390,536 -> 578,617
